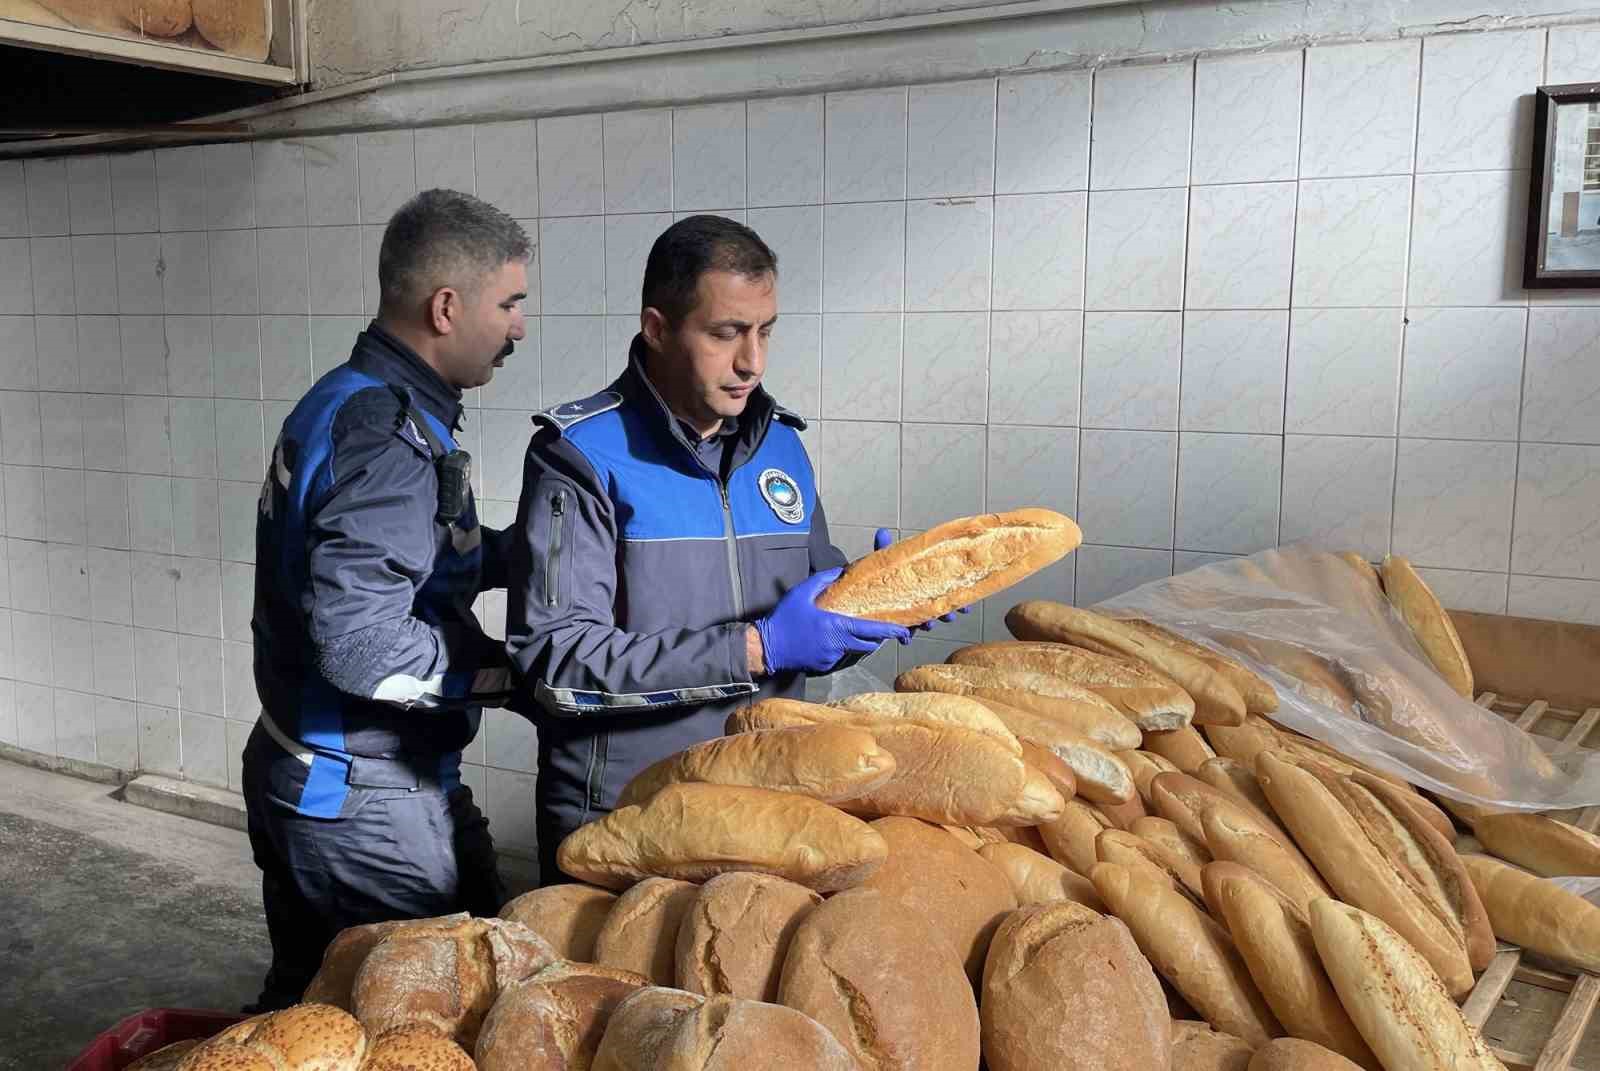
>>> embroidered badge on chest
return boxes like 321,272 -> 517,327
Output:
758,468 -> 805,525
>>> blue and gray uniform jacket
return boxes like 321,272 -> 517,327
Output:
251,323 -> 513,819
506,337 -> 846,852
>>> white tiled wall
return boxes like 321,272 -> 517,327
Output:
2,25 -> 1600,856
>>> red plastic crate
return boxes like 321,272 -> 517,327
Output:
67,1008 -> 248,1071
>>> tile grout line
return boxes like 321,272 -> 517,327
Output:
1388,35 -> 1428,563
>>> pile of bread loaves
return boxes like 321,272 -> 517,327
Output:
133,517 -> 1600,1070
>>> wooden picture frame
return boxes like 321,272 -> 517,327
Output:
1525,82 -> 1600,288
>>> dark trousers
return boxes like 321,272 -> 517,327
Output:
241,726 -> 505,1010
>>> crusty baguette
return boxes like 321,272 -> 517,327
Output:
1254,753 -> 1474,998
1198,757 -> 1276,820
1007,601 -> 1247,725
1142,726 -> 1217,774
1123,618 -> 1279,716
1202,863 -> 1378,1070
1461,852 -> 1600,973
1202,807 -> 1331,917
815,508 -> 1081,625
1152,771 -> 1298,857
896,663 -> 1141,749
1092,793 -> 1148,830
1124,750 -> 1180,805
736,697 -> 1058,827
956,696 -> 1133,805
192,0 -> 268,60
1338,773 -> 1494,971
1132,815 -> 1212,872
1251,1038 -> 1371,1071
556,783 -> 888,892
1337,551 -> 1383,591
1090,861 -> 1282,1046
978,842 -> 1105,910
948,640 -> 1195,730
1350,771 -> 1456,842
1473,813 -> 1600,877
1204,717 -> 1283,768
982,902 -> 1170,1071
615,725 -> 896,808
1039,798 -> 1112,876
1380,555 -> 1474,699
1097,828 -> 1202,902
1171,1020 -> 1254,1071
1309,899 -> 1506,1071
1019,740 -> 1077,802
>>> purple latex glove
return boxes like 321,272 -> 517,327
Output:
756,568 -> 911,673
874,528 -> 972,637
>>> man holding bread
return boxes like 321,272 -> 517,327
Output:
242,190 -> 531,1010
507,215 -> 958,884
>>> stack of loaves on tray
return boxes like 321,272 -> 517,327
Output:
134,511 -> 1600,1071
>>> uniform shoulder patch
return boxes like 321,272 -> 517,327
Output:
534,390 -> 624,434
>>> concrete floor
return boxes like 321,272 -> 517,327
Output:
0,762 -> 267,1071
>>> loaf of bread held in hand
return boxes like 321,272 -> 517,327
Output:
557,782 -> 888,892
1309,898 -> 1507,1071
981,902 -> 1171,1071
1007,602 -> 1248,726
614,724 -> 897,807
814,508 -> 1080,624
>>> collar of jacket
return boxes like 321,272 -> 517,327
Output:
619,333 -> 803,477
350,320 -> 466,433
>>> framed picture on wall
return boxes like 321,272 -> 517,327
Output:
1526,82 -> 1600,288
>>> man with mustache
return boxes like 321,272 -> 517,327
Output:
242,188 -> 529,1009
507,215 -> 949,885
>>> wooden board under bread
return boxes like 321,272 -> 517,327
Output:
1462,690 -> 1600,1071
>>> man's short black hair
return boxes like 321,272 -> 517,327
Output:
641,214 -> 778,325
378,188 -> 531,312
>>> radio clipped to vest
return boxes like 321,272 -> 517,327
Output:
388,385 -> 471,526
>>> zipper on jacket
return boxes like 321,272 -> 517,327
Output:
545,489 -> 566,608
584,732 -> 609,811
720,482 -> 744,619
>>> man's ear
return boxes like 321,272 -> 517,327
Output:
427,287 -> 460,335
640,306 -> 669,352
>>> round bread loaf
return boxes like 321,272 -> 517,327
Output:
362,1024 -> 475,1070
191,0 -> 269,59
778,888 -> 979,1071
1250,1038 -> 1368,1071
981,902 -> 1170,1071
243,1003 -> 367,1069
592,989 -> 855,1071
500,885 -> 618,962
476,961 -> 648,1071
857,817 -> 1017,985
594,877 -> 700,986
304,914 -> 471,1009
206,1014 -> 268,1047
174,1043 -> 273,1071
674,872 -> 821,1001
353,916 -> 557,1052
1171,1020 -> 1254,1071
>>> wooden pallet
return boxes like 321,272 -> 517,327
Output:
1462,693 -> 1600,1071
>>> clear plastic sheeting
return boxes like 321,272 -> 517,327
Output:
1097,545 -> 1600,811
